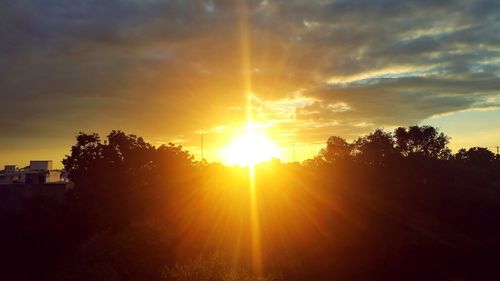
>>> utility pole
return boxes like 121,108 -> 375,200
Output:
496,146 -> 499,155
200,129 -> 204,161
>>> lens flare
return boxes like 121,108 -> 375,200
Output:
221,128 -> 280,167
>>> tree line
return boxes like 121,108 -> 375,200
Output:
312,125 -> 497,167
0,125 -> 499,281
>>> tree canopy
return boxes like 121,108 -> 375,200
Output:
2,126 -> 500,281
316,125 -> 457,166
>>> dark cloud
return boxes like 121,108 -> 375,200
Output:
0,0 -> 499,161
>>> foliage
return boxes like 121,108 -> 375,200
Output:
319,136 -> 353,163
50,220 -> 175,281
455,147 -> 496,168
62,130 -> 194,230
394,125 -> 451,159
1,126 -> 500,281
162,254 -> 282,281
353,128 -> 397,165
315,126 -> 454,166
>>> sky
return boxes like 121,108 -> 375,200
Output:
0,0 -> 499,167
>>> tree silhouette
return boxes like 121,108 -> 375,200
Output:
455,147 -> 495,168
394,125 -> 451,160
353,129 -> 397,165
63,131 -> 194,231
2,127 -> 500,281
319,136 -> 352,163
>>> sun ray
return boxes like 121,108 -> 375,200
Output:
238,0 -> 262,274
249,165 -> 262,274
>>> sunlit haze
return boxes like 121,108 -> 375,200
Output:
1,1 -> 500,280
221,124 -> 280,166
1,0 -> 499,167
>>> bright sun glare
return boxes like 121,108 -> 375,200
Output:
221,127 -> 280,167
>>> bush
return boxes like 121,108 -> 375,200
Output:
162,254 -> 282,281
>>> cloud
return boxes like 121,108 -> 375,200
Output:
0,0 -> 499,161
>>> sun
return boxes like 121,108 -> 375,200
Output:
221,127 -> 280,167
